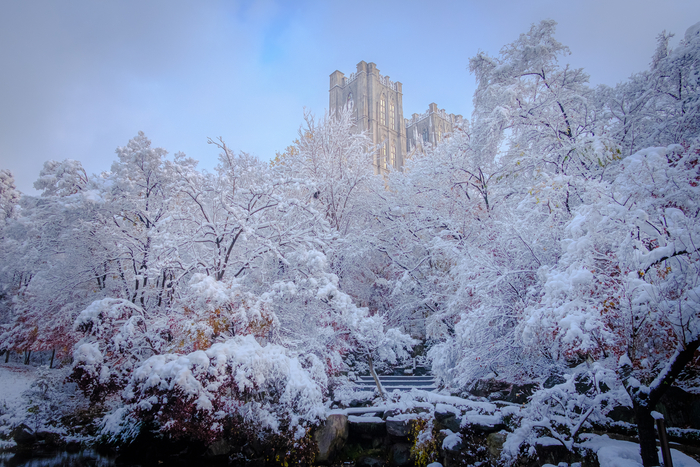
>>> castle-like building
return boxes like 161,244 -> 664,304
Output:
329,61 -> 463,174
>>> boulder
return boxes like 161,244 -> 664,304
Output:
434,407 -> 461,433
468,379 -> 511,398
357,455 -> 385,467
386,417 -> 413,437
461,411 -> 506,434
503,383 -> 537,404
35,431 -> 61,448
12,424 -> 35,445
205,438 -> 232,457
574,374 -> 594,395
390,443 -> 412,466
534,437 -> 571,465
468,379 -> 536,404
608,405 -> 635,424
348,415 -> 386,439
441,430 -> 464,467
486,432 -> 506,463
543,374 -> 566,389
314,414 -> 349,464
350,398 -> 373,408
434,414 -> 460,433
657,386 -> 700,429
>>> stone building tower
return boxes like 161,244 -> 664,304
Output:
330,61 -> 464,173
329,61 -> 406,175
405,103 -> 464,153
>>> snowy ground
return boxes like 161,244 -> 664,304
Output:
0,363 -> 37,448
0,363 -> 36,408
580,434 -> 700,467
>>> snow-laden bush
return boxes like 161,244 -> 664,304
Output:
502,363 -> 628,464
104,335 -> 326,445
71,298 -> 169,400
171,273 -> 278,353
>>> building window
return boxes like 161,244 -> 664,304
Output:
390,143 -> 396,167
380,95 -> 386,126
381,144 -> 387,168
390,101 -> 395,129
422,128 -> 429,143
346,92 -> 353,109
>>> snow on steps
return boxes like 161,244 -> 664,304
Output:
355,374 -> 437,392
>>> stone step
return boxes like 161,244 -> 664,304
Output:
354,374 -> 437,392
358,375 -> 435,380
356,380 -> 436,387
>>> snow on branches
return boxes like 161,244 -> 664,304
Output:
106,335 -> 325,443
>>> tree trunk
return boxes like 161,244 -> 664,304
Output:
633,403 -> 660,467
4,350 -> 9,363
23,349 -> 31,365
621,340 -> 700,467
49,349 -> 55,369
368,357 -> 386,400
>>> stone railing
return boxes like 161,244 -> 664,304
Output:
405,111 -> 430,128
405,108 -> 463,128
378,74 -> 398,91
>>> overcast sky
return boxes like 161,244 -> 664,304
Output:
1,0 -> 699,194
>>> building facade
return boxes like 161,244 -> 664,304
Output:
329,61 -> 406,175
329,61 -> 463,173
405,103 -> 464,153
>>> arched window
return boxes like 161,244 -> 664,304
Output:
389,101 -> 395,130
390,143 -> 396,167
380,95 -> 386,126
346,92 -> 354,109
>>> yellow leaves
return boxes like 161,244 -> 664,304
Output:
409,417 -> 439,467
656,265 -> 672,279
271,143 -> 300,167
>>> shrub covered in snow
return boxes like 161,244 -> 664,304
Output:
71,298 -> 169,401
502,364 -> 628,463
104,335 -> 326,446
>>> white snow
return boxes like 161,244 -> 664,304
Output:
536,436 -> 563,446
580,434 -> 700,467
440,429 -> 462,450
0,363 -> 38,446
462,411 -> 501,427
348,415 -> 384,424
0,363 -> 36,410
685,21 -> 700,41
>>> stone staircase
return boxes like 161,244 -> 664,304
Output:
355,374 -> 437,392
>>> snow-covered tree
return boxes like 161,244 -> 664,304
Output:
278,108 -> 378,235
34,159 -> 89,197
523,142 -> 700,466
0,169 -> 19,225
603,22 -> 700,156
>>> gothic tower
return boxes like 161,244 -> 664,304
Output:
329,61 -> 406,175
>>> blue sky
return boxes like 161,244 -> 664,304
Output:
1,0 -> 699,194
